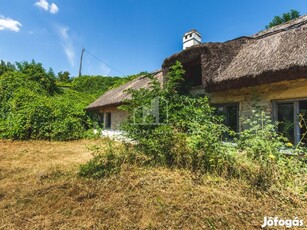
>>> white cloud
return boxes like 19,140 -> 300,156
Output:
0,16 -> 22,32
57,26 -> 69,41
35,0 -> 49,11
50,3 -> 59,14
64,44 -> 75,66
34,0 -> 59,14
55,25 -> 75,66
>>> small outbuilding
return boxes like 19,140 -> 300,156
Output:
86,71 -> 163,130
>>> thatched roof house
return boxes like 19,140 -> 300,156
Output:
162,15 -> 307,92
86,70 -> 163,110
87,15 -> 307,144
86,70 -> 163,130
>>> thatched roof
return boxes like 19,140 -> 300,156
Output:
88,15 -> 307,109
86,71 -> 163,110
163,15 -> 307,91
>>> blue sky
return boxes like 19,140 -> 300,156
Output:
1,0 -> 307,77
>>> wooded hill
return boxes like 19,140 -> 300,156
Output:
0,60 -> 140,140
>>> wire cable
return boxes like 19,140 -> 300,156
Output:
84,49 -> 126,76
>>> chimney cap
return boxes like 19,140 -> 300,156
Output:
183,29 -> 202,50
183,29 -> 202,37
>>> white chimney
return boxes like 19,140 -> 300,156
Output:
183,29 -> 202,50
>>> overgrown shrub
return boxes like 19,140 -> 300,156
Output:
120,62 -> 229,171
237,111 -> 287,158
79,141 -> 150,178
235,110 -> 305,189
71,75 -> 121,96
0,59 -> 150,141
16,60 -> 58,95
79,141 -> 124,178
0,70 -> 95,140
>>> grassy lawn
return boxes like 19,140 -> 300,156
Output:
0,140 -> 305,229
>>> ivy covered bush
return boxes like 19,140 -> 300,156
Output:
0,60 -> 114,141
0,60 -> 146,141
71,75 -> 121,97
0,70 -> 93,140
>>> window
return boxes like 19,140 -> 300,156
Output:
277,102 -> 295,143
215,103 -> 239,139
92,112 -> 104,128
105,112 -> 111,129
99,113 -> 104,127
273,99 -> 307,145
299,101 -> 307,145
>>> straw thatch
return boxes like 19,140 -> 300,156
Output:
163,15 -> 307,92
88,15 -> 307,110
86,71 -> 163,110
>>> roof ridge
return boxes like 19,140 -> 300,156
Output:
86,71 -> 164,110
253,15 -> 307,39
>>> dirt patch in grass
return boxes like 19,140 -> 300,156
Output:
0,140 -> 306,229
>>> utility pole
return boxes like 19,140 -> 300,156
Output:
79,48 -> 85,77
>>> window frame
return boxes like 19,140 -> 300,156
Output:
99,112 -> 104,127
105,112 -> 112,129
213,103 -> 240,134
272,98 -> 307,145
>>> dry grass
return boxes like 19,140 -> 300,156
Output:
0,140 -> 306,229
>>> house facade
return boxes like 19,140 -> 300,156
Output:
87,15 -> 307,145
86,71 -> 163,130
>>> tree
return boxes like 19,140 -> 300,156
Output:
57,71 -> 71,83
71,75 -> 122,96
0,60 -> 15,75
16,60 -> 58,95
0,70 -> 95,141
265,10 -> 300,29
47,67 -> 56,80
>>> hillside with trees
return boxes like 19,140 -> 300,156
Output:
0,60 -> 136,140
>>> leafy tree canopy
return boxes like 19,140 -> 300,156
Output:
0,59 -> 148,140
16,60 -> 58,95
265,10 -> 300,29
71,75 -> 121,96
0,60 -> 16,75
71,72 -> 144,97
57,71 -> 71,83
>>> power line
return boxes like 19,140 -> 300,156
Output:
83,48 -> 126,76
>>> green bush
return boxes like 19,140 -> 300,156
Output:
237,111 -> 287,158
0,60 -> 16,75
71,73 -> 145,97
79,141 -> 123,178
0,69 -> 96,141
16,60 -> 58,95
71,75 -> 121,96
0,59 -> 149,141
79,141 -> 150,178
120,62 -> 229,172
235,110 -> 305,189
